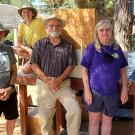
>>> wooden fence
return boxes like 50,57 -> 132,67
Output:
55,8 -> 95,49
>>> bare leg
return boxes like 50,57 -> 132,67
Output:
6,120 -> 16,135
88,112 -> 101,135
101,114 -> 112,135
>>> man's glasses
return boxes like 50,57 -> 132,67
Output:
47,25 -> 62,29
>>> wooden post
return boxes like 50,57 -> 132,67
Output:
19,85 -> 28,135
16,76 -> 135,135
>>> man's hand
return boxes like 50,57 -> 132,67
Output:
14,46 -> 30,58
48,77 -> 61,91
43,77 -> 52,85
0,86 -> 14,101
0,89 -> 5,99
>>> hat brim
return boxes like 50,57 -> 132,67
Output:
18,7 -> 37,19
44,17 -> 66,28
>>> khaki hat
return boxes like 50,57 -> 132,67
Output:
44,15 -> 66,28
18,5 -> 37,19
0,24 -> 9,37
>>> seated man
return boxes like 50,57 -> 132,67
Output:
30,15 -> 81,135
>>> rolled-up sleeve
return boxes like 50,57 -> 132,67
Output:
81,44 -> 95,69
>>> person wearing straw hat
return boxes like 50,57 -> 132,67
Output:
0,23 -> 19,135
30,15 -> 81,135
15,5 -> 47,73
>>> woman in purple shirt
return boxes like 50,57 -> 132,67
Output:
81,19 -> 128,135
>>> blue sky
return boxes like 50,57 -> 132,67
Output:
32,0 -> 135,13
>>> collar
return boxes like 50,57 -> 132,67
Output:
46,36 -> 63,47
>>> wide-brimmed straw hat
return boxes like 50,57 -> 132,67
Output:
18,5 -> 37,19
44,15 -> 66,28
0,24 -> 9,37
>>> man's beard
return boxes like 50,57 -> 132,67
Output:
48,31 -> 62,38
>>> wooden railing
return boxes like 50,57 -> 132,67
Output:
15,73 -> 135,135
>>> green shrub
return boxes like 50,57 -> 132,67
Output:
5,31 -> 14,42
131,34 -> 135,51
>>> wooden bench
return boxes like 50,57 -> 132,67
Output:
15,73 -> 135,135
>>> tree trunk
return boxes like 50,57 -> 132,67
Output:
49,0 -> 64,5
114,0 -> 133,52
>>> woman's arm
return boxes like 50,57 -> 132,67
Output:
15,37 -> 31,58
81,66 -> 92,105
120,67 -> 128,104
0,64 -> 17,101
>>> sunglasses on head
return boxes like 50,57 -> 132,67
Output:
101,47 -> 114,63
103,53 -> 114,63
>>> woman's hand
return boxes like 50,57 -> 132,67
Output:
84,91 -> 93,105
120,88 -> 128,104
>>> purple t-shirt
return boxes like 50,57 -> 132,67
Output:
81,43 -> 128,96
